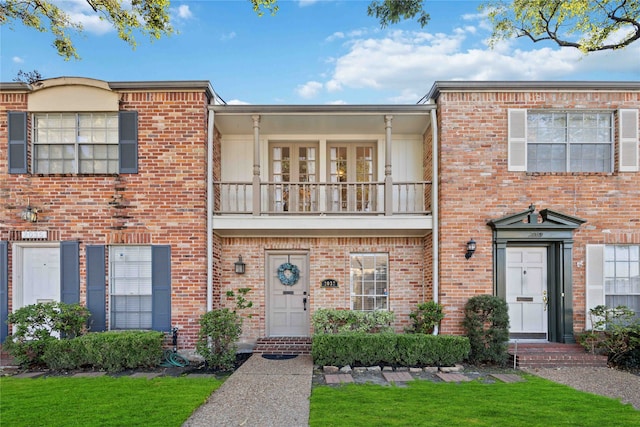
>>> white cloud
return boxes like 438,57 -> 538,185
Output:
227,99 -> 251,105
310,14 -> 640,103
325,32 -> 345,42
221,32 -> 237,41
296,81 -> 323,98
61,0 -> 114,35
177,5 -> 193,20
12,56 -> 24,64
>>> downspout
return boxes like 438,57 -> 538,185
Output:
430,107 -> 439,335
206,106 -> 215,312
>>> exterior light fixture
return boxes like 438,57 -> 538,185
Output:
234,255 -> 246,274
465,239 -> 476,259
21,199 -> 38,223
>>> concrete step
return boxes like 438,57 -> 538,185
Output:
253,337 -> 312,355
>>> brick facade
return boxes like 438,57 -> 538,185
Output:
218,236 -> 428,343
2,78 -> 638,352
1,81 -> 211,349
434,88 -> 640,337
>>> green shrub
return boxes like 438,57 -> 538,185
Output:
312,309 -> 395,334
312,333 -> 470,367
42,339 -> 87,370
579,305 -> 640,369
15,328 -> 163,372
406,301 -> 445,334
80,330 -> 164,372
195,309 -> 242,371
395,334 -> 470,367
4,302 -> 90,367
462,295 -> 510,365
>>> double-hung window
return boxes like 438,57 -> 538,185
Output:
109,246 -> 153,330
34,112 -> 119,174
350,253 -> 388,311
508,109 -> 638,173
527,111 -> 613,173
604,245 -> 640,320
586,244 -> 640,328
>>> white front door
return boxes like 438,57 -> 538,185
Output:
14,245 -> 60,310
266,252 -> 309,337
506,247 -> 548,340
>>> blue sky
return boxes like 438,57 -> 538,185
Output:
1,0 -> 639,104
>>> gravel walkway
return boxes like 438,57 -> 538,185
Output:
522,367 -> 640,410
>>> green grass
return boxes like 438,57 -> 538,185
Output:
309,375 -> 640,427
0,376 -> 222,427
3,374 -> 638,426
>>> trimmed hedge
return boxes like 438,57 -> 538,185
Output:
312,309 -> 395,334
41,331 -> 164,372
312,333 -> 470,367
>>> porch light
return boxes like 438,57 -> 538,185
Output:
234,255 -> 246,274
21,199 -> 38,223
465,239 -> 476,259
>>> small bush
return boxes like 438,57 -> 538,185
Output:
80,331 -> 164,372
195,309 -> 242,371
312,309 -> 395,334
42,339 -> 87,371
396,334 -> 470,367
579,305 -> 640,369
22,329 -> 163,372
4,302 -> 90,367
406,301 -> 445,334
462,295 -> 510,365
312,333 -> 470,367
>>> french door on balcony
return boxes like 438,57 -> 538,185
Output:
328,142 -> 376,212
270,142 -> 318,212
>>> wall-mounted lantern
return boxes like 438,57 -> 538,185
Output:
465,239 -> 476,259
234,255 -> 246,274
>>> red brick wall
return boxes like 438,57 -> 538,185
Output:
1,88 -> 210,349
435,90 -> 640,335
218,236 -> 426,342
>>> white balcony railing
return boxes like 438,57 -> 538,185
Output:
214,181 -> 431,215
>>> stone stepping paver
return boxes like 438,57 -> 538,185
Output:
72,372 -> 106,378
489,374 -> 524,383
382,371 -> 414,383
13,371 -> 46,379
325,374 -> 354,384
129,372 -> 163,379
435,373 -> 472,383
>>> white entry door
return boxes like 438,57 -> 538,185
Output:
506,247 -> 548,340
267,253 -> 309,337
15,245 -> 60,309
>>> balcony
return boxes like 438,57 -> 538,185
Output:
214,181 -> 431,215
212,180 -> 433,237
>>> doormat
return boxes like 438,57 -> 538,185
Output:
261,354 -> 298,360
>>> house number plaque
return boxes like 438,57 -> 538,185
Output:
321,279 -> 339,288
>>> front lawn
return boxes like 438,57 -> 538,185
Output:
0,376 -> 222,426
2,373 -> 638,426
309,375 -> 640,427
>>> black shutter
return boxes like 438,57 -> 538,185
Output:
151,245 -> 171,332
60,241 -> 80,304
8,112 -> 27,174
86,245 -> 106,332
0,241 -> 8,342
119,111 -> 138,173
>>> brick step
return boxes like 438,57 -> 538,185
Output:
253,337 -> 312,355
508,343 -> 608,368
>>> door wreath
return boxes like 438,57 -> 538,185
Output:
277,262 -> 300,286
